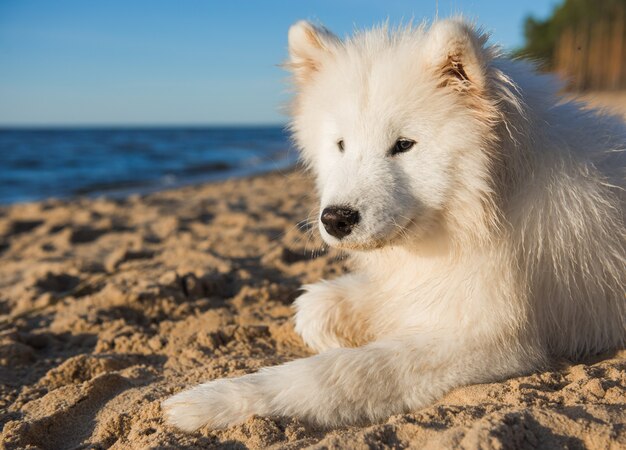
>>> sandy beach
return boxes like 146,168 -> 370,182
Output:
1,95 -> 625,449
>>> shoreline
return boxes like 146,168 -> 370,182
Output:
0,158 -> 299,210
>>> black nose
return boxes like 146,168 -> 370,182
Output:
321,206 -> 360,239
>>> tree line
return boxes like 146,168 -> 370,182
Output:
517,0 -> 626,90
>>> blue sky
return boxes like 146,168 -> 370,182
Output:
0,0 -> 559,126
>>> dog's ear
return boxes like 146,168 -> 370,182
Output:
287,21 -> 340,84
425,19 -> 491,94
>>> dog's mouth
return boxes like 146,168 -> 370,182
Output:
320,216 -> 418,251
328,237 -> 388,251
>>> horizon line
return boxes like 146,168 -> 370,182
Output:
0,122 -> 288,129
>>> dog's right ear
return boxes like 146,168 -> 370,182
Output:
287,21 -> 339,84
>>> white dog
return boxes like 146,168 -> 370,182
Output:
163,19 -> 625,431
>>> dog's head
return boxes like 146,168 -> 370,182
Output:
286,19 -> 512,251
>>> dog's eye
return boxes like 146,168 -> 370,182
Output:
390,139 -> 415,156
337,140 -> 345,152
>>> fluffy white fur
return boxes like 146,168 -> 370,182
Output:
163,18 -> 626,432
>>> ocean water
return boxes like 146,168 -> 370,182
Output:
0,127 -> 297,205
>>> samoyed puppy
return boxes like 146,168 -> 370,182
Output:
163,18 -> 625,431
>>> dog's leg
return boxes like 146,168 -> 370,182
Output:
163,335 -> 535,432
293,274 -> 376,352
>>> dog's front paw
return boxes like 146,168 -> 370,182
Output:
162,378 -> 258,432
294,282 -> 352,352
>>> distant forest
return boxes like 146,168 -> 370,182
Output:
517,0 -> 626,90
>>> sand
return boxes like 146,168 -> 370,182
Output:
1,96 -> 625,449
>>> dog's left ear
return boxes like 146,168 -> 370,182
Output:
425,19 -> 491,94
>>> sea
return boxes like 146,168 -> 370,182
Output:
0,127 -> 297,205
